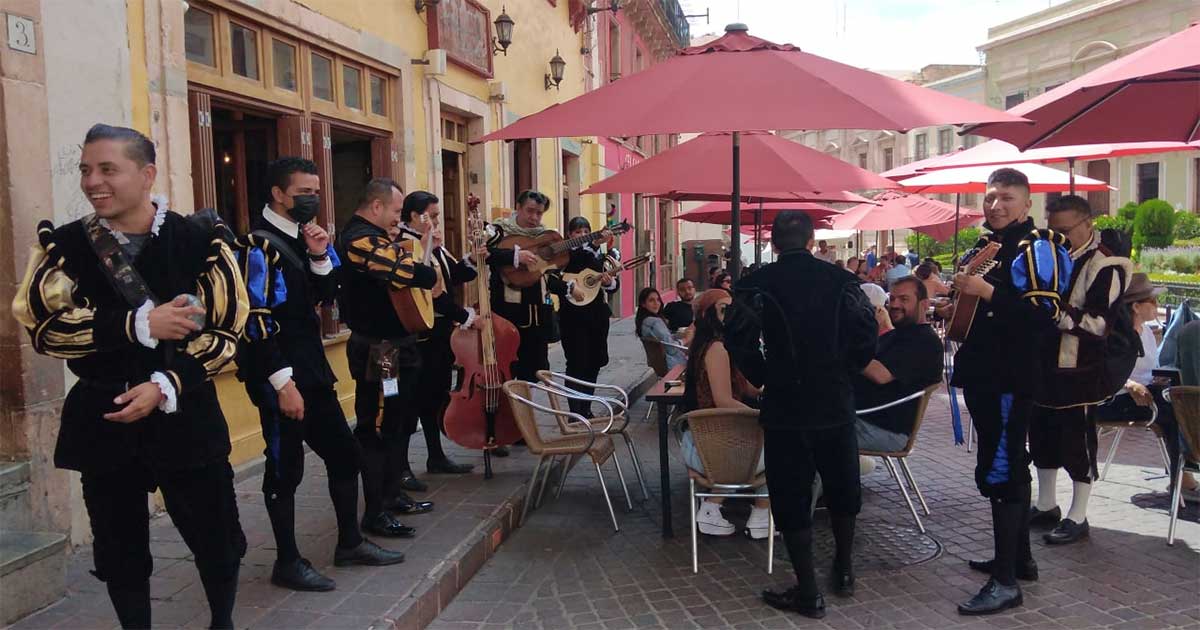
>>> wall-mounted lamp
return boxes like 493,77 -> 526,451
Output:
414,0 -> 440,13
545,50 -> 566,90
493,7 -> 514,55
587,0 -> 620,15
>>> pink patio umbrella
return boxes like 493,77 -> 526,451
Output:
831,191 -> 985,257
896,162 -> 1111,194
966,23 -> 1200,149
676,201 -> 841,225
472,23 -> 1026,276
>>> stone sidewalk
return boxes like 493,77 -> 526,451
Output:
7,318 -> 654,630
430,389 -> 1200,630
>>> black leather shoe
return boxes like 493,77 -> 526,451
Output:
491,446 -> 511,458
384,493 -> 434,515
333,539 -> 405,567
397,472 -> 428,492
761,586 -> 826,619
967,558 -> 1039,581
427,458 -> 474,474
270,558 -> 335,592
1028,505 -> 1062,529
1044,518 -> 1089,545
360,513 -> 416,538
831,565 -> 855,597
958,578 -> 1023,616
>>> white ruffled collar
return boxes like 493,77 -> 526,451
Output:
98,195 -> 169,244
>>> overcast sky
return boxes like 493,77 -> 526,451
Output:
677,0 -> 1067,71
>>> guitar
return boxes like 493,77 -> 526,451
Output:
563,253 -> 652,307
498,221 -> 632,288
946,241 -> 1002,343
388,225 -> 440,334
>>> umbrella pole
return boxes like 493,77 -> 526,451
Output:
953,193 -> 961,272
730,132 -> 742,278
754,200 -> 763,266
1068,157 -> 1076,196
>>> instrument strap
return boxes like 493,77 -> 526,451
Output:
83,214 -> 160,308
251,229 -> 307,272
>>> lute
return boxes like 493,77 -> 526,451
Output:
563,253 -> 652,307
946,241 -> 1002,343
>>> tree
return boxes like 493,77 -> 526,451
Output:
1133,199 -> 1177,252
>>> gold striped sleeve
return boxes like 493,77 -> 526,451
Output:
345,234 -> 425,291
12,226 -> 137,359
166,238 -> 250,392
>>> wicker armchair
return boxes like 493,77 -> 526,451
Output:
503,380 -> 631,532
1166,386 -> 1200,546
536,370 -> 649,501
671,408 -> 774,574
640,337 -> 688,421
857,384 -> 940,533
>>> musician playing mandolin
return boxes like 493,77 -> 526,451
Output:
557,216 -> 619,417
336,178 -> 439,539
485,190 -> 586,383
395,191 -> 487,488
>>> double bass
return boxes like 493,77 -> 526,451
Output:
443,194 -> 523,479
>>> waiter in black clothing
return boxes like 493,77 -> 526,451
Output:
951,168 -> 1045,616
729,212 -> 877,620
557,216 -> 618,417
395,190 -> 481,489
233,158 -> 404,593
336,178 -> 439,539
14,124 -> 247,629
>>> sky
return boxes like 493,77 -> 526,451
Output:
677,0 -> 1067,71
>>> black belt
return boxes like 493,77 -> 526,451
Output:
77,378 -> 130,393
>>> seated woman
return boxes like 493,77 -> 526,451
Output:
636,287 -> 686,370
677,289 -> 771,539
914,262 -> 951,298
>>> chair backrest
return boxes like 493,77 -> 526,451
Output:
1168,386 -> 1200,458
681,408 -> 763,487
534,370 -> 570,414
899,384 -> 941,455
642,338 -> 670,377
502,380 -> 547,452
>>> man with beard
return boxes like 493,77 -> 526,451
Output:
663,278 -> 697,331
853,277 -> 943,452
14,124 -> 248,628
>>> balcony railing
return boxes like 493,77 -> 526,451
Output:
657,0 -> 691,48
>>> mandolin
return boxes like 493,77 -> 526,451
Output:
498,221 -> 632,288
388,233 -> 437,334
563,253 -> 652,307
946,241 -> 1002,343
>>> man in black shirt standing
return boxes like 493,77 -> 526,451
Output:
854,277 -> 943,452
730,212 -> 877,619
662,278 -> 696,331
235,158 -> 404,593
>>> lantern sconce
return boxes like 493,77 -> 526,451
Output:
493,7 -> 514,55
587,0 -> 620,15
414,0 -> 440,13
545,50 -> 566,90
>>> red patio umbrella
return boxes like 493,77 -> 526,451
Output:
472,23 -> 1026,275
895,162 -> 1111,194
831,191 -> 984,247
675,201 -> 840,225
650,190 -> 874,203
966,23 -> 1200,149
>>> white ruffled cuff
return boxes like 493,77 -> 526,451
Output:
135,300 -> 158,348
268,368 -> 294,391
150,371 -> 177,414
512,244 -> 521,267
459,307 -> 477,330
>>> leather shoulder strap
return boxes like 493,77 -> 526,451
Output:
83,214 -> 159,307
251,229 -> 306,272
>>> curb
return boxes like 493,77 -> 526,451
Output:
378,367 -> 658,630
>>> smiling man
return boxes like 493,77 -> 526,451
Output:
13,124 -> 249,629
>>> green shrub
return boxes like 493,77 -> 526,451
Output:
1174,211 -> 1200,240
1138,246 -> 1200,274
1133,199 -> 1178,252
1170,255 -> 1198,274
1174,237 -> 1200,247
1117,201 -> 1139,222
1095,214 -> 1132,235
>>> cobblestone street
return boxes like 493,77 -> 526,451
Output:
430,390 -> 1200,630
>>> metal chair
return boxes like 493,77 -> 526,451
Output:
1166,386 -> 1200,546
670,408 -> 774,574
503,380 -> 631,532
535,370 -> 649,501
1096,399 -> 1170,481
857,384 -> 941,534
640,337 -> 689,421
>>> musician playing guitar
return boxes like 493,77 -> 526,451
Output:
557,216 -> 619,418
485,190 -> 589,388
336,178 -> 438,538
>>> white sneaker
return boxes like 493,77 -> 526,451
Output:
695,502 -> 735,536
745,506 -> 771,540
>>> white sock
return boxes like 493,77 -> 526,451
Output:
1036,468 -> 1059,511
1066,481 -> 1091,523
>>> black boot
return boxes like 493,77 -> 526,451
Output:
423,412 -> 474,474
830,514 -> 856,597
960,498 -> 1024,615
328,478 -> 364,551
967,558 -> 1039,581
968,484 -> 1038,581
763,528 -> 824,618
106,581 -> 151,629
199,567 -> 238,630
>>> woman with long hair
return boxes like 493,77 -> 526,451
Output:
679,290 -> 769,539
636,287 -> 686,370
556,217 -> 618,417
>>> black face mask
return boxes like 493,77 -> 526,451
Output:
288,194 -> 320,224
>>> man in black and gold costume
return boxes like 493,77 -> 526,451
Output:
336,178 -> 439,538
14,124 -> 248,629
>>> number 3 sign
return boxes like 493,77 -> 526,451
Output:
7,14 -> 36,54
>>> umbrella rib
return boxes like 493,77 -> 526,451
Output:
1019,82 -> 1128,151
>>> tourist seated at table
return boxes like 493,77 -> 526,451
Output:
1093,276 -> 1198,502
637,287 -> 686,370
866,257 -> 890,286
713,271 -> 734,292
915,262 -> 951,298
853,278 -> 943,453
677,289 -> 770,538
663,278 -> 696,331
884,253 -> 912,289
846,257 -> 861,276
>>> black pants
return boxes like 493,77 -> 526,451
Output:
353,369 -> 420,519
82,459 -> 246,588
414,321 -> 456,461
1030,405 -> 1098,483
558,308 -> 611,413
763,423 -> 861,530
964,390 -> 1033,501
253,384 -> 361,494
514,324 -> 551,382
